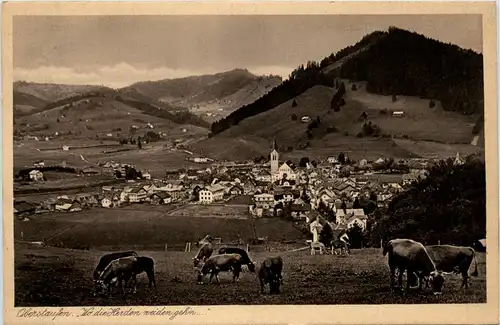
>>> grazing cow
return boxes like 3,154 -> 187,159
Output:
218,246 -> 256,272
258,256 -> 283,294
383,239 -> 445,295
121,256 -> 157,290
93,251 -> 138,293
93,251 -> 138,281
423,245 -> 479,289
96,256 -> 139,297
196,253 -> 243,284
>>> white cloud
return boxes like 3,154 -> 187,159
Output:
14,63 -> 293,88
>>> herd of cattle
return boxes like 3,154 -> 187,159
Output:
92,236 -> 480,298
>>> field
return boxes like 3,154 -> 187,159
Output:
14,205 -> 307,251
15,243 -> 486,306
14,136 -> 207,178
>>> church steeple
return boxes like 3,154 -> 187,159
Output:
270,137 -> 279,180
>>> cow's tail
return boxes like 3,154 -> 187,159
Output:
470,249 -> 479,277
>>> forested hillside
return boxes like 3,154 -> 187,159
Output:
339,27 -> 483,116
210,27 -> 484,136
369,155 -> 486,246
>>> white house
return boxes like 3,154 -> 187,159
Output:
128,187 -> 148,203
29,170 -> 44,181
346,214 -> 368,231
335,208 -> 366,226
392,111 -> 405,118
301,116 -> 311,123
327,156 -> 338,164
255,171 -> 272,183
142,172 -> 152,180
254,193 -> 274,209
101,197 -> 112,208
199,184 -> 225,204
62,145 -> 70,151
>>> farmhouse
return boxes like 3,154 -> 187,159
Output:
335,208 -> 366,226
255,170 -> 272,183
29,170 -> 44,181
326,156 -> 338,164
101,197 -> 112,208
14,201 -> 36,217
150,192 -> 172,205
301,116 -> 311,123
392,111 -> 405,118
229,185 -> 244,196
199,184 -> 226,204
62,145 -> 70,151
254,193 -> 274,209
128,187 -> 148,203
33,160 -> 45,168
345,214 -> 368,231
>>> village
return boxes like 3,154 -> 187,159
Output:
13,141 -> 468,234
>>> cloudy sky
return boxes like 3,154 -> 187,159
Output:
14,15 -> 482,88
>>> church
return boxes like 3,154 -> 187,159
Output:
270,138 -> 297,183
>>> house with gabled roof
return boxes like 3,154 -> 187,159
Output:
14,201 -> 36,216
128,187 -> 148,203
199,184 -> 226,204
150,192 -> 172,205
229,184 -> 244,196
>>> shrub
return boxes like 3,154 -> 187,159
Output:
357,132 -> 363,138
291,113 -> 298,121
327,126 -> 337,133
343,131 -> 349,136
380,108 -> 388,115
292,99 -> 298,107
352,84 -> 357,91
429,99 -> 436,108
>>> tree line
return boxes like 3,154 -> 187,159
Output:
367,154 -> 485,246
210,61 -> 334,135
339,27 -> 484,117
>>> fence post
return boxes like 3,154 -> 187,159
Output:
380,239 -> 383,248
21,231 -> 24,241
188,242 -> 191,252
246,244 -> 249,252
438,240 -> 441,246
184,243 -> 188,252
165,244 -> 168,252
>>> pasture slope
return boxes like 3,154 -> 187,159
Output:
15,243 -> 486,306
191,82 -> 483,161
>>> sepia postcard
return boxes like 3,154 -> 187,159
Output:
2,1 -> 499,325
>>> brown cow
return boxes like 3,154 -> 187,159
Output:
96,256 -> 139,297
383,239 -> 445,295
195,254 -> 243,284
422,245 -> 479,289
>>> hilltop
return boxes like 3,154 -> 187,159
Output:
210,27 -> 484,137
15,93 -> 209,141
122,69 -> 282,122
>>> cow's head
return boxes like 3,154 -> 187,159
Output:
429,270 -> 445,295
193,257 -> 201,268
95,279 -> 109,295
